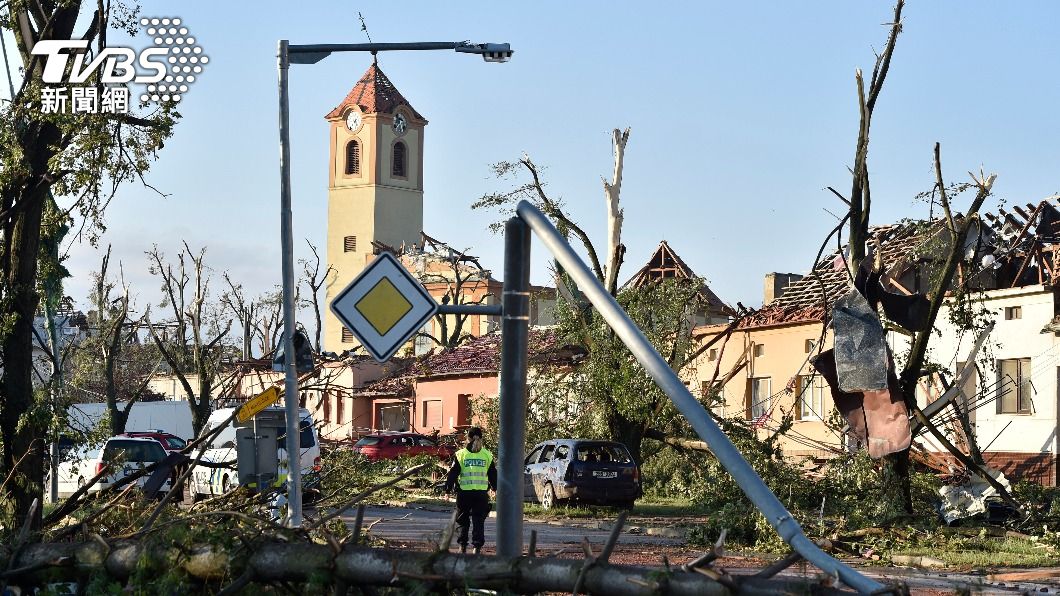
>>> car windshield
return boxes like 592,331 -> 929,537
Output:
355,437 -> 381,447
164,437 -> 187,450
575,443 -> 632,464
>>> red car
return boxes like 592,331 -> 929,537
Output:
352,432 -> 454,461
121,430 -> 187,453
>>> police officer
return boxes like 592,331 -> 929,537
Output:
444,426 -> 497,554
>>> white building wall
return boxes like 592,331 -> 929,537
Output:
907,285 -> 1057,463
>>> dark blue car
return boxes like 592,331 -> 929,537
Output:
523,439 -> 641,509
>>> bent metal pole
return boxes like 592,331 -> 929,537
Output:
515,200 -> 884,594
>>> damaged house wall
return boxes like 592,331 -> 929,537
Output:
901,284 -> 1059,486
688,199 -> 1060,485
691,320 -> 841,460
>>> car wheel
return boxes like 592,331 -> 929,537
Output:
77,476 -> 86,489
541,483 -> 556,510
184,478 -> 202,504
221,474 -> 231,494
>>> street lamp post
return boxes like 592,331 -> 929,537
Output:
276,40 -> 512,528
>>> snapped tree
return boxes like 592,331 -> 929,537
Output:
474,129 -> 714,464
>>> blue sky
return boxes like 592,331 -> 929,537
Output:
6,1 -> 1060,315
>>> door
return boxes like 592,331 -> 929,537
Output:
530,443 -> 556,498
523,445 -> 544,501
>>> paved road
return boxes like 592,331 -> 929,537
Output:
341,504 -> 684,552
339,506 -> 1060,593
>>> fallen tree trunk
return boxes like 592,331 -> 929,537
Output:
3,540 -> 849,595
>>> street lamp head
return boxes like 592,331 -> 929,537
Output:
456,42 -> 513,63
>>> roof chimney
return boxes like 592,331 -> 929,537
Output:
764,272 -> 803,305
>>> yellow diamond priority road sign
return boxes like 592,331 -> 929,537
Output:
330,252 -> 438,362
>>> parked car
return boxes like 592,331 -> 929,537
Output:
53,443 -> 103,498
523,439 -> 641,509
352,432 -> 455,461
121,430 -> 188,452
96,436 -> 172,496
51,432 -> 185,499
188,406 -> 321,500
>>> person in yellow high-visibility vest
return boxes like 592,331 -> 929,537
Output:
444,426 -> 497,554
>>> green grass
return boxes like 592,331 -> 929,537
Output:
892,536 -> 1056,568
630,496 -> 696,517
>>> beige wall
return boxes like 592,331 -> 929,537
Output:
324,107 -> 426,354
147,373 -> 201,401
690,321 -> 839,458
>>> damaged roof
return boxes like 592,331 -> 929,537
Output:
741,197 -> 1060,329
352,329 -> 583,396
623,240 -> 734,316
325,61 -> 424,121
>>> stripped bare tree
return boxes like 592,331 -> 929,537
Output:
299,239 -> 335,353
145,243 -> 232,437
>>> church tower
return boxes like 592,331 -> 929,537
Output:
324,61 -> 426,353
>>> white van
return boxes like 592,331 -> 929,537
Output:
187,406 -> 320,499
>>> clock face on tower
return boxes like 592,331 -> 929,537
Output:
392,113 -> 407,135
345,110 -> 362,132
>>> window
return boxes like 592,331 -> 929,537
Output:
754,344 -> 765,357
798,375 -> 825,420
277,420 -> 316,449
747,377 -> 771,420
344,236 -> 357,252
997,358 -> 1033,414
805,339 -> 816,353
341,327 -> 354,343
555,445 -> 570,460
525,446 -> 543,465
707,348 -> 718,361
392,141 -> 407,177
336,395 -> 344,425
539,444 -> 556,462
1005,306 -> 1022,320
323,392 -> 331,423
345,140 -> 360,175
414,322 -> 433,356
423,399 -> 442,429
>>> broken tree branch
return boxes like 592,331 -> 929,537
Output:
604,127 -> 629,295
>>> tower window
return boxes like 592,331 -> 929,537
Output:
341,328 -> 354,343
343,236 -> 357,252
345,140 -> 360,175
392,141 -> 407,178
